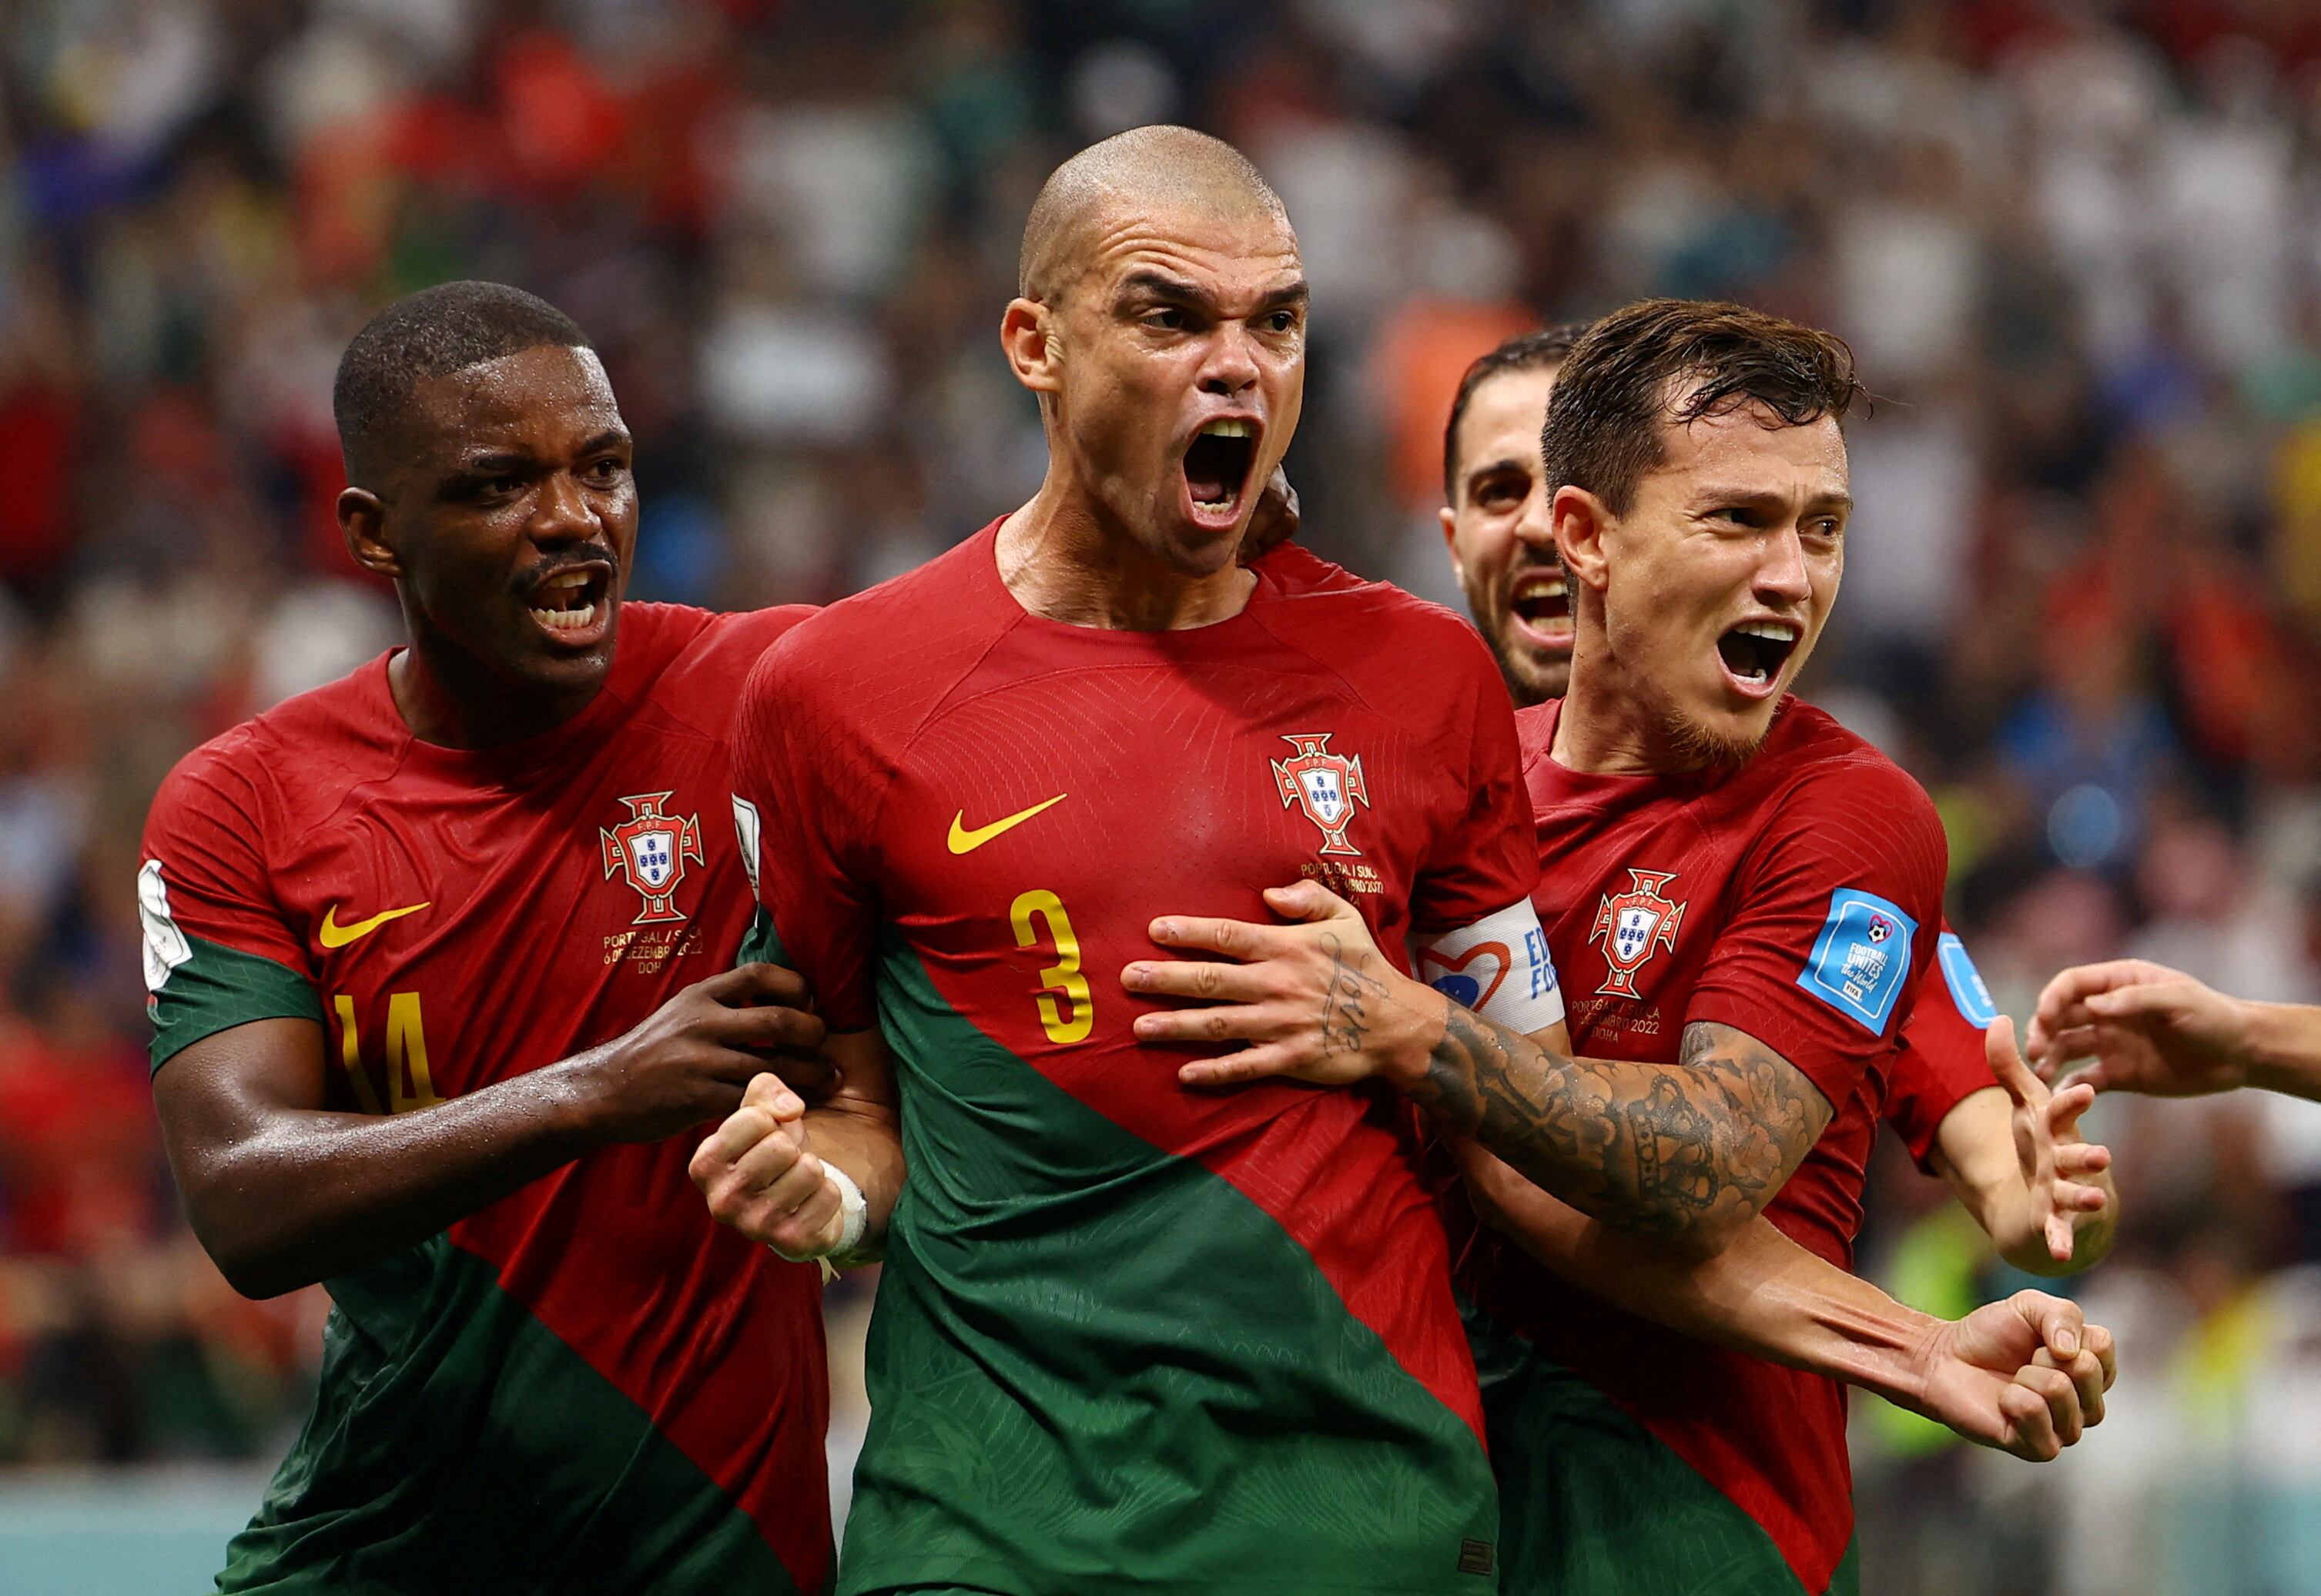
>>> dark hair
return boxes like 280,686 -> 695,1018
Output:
333,281 -> 594,489
1541,299 -> 1860,515
1442,323 -> 1591,503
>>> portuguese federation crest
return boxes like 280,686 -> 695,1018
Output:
1272,733 -> 1370,857
1589,868 -> 1686,999
601,792 -> 705,925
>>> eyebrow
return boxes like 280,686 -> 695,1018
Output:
1693,483 -> 1854,514
1117,270 -> 1310,315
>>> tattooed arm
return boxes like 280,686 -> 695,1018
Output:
1126,881 -> 1828,1253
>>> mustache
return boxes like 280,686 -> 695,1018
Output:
515,547 -> 618,597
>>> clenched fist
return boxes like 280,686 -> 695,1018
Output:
690,1073 -> 849,1260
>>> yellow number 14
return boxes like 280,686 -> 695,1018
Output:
1010,889 -> 1094,1045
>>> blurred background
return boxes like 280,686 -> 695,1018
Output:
3,0 -> 2321,1591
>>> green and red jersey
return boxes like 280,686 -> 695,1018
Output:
139,603 -> 832,1596
1469,697 -> 1949,1596
733,526 -> 1546,1596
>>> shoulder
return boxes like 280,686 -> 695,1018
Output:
1744,702 -> 1948,900
146,666 -> 394,847
621,602 -> 820,732
1252,557 -> 1503,710
740,540 -> 1010,762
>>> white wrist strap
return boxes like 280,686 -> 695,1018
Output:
826,1164 -> 869,1256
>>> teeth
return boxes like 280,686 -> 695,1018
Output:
531,603 -> 598,631
1512,573 -> 1566,600
1736,621 -> 1797,641
1199,418 -> 1255,438
538,570 -> 591,594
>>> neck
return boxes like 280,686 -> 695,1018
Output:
994,474 -> 1255,631
1549,624 -> 1699,776
390,608 -> 602,750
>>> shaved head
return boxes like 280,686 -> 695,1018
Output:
1019,125 -> 1289,304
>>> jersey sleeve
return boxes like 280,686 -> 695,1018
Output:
1409,634 -> 1542,935
1884,926 -> 2004,1172
730,629 -> 883,1033
1684,758 -> 1948,1113
139,746 -> 324,1073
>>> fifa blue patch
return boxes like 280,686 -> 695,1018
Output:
1796,888 -> 1916,1036
1936,932 -> 1998,1029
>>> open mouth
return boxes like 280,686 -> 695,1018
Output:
1507,567 -> 1572,651
526,565 -> 611,641
1714,618 -> 1800,695
1181,417 -> 1260,528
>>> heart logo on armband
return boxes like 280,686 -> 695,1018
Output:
1419,941 -> 1512,1012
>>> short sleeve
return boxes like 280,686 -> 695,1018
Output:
139,749 -> 323,1073
1685,760 -> 1948,1112
731,631 -> 883,1033
1884,927 -> 2003,1172
1409,640 -> 1541,936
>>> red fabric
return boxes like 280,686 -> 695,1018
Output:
0,382 -> 77,586
142,603 -> 833,1594
1886,928 -> 2004,1173
1470,697 -> 1951,1596
735,523 -> 1543,1443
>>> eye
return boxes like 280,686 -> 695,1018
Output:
588,457 -> 627,483
1145,307 -> 1188,331
1475,477 -> 1526,510
1715,506 -> 1758,528
1262,309 -> 1299,333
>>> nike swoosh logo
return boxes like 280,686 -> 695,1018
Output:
319,902 -> 431,949
947,794 -> 1068,855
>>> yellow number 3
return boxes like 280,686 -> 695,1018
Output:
1010,889 -> 1094,1045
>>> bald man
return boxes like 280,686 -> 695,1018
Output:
692,125 -> 1550,1594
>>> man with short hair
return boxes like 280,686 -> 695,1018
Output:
142,281 -> 843,1594
1439,326 -> 2115,1277
696,123 -> 1562,1596
1128,299 -> 2116,1594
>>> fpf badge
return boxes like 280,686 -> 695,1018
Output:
1273,733 -> 1369,857
1589,868 -> 1685,999
601,793 -> 704,925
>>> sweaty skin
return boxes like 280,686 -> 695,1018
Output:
156,342 -> 834,1299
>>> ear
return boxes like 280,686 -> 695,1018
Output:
1550,483 -> 1613,594
339,487 -> 403,580
1437,504 -> 1464,586
1000,297 -> 1061,397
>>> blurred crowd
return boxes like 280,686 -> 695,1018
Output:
6,0 -> 2321,1589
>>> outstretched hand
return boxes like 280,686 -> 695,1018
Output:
2028,959 -> 2252,1096
1986,1015 -> 2113,1263
1910,1290 -> 2116,1462
1123,879 -> 1438,1089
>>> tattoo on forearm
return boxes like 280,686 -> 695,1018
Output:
1318,933 -> 1388,1058
1411,1014 -> 1831,1248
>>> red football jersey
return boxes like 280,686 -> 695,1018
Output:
1471,695 -> 1948,1596
139,604 -> 832,1595
733,526 -> 1540,1594
1885,923 -> 2007,1170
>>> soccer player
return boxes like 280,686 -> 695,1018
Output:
1440,325 -> 2115,1276
139,283 -> 846,1594
1127,300 -> 2117,1594
696,123 -> 1574,1595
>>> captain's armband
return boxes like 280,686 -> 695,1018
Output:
1415,900 -> 1564,1036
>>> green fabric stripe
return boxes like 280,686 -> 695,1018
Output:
839,926 -> 1495,1596
150,932 -> 325,1074
219,1234 -> 799,1596
739,907 -> 788,969
1466,1303 -> 1850,1596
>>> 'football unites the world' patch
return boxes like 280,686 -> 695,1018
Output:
1795,888 -> 1916,1035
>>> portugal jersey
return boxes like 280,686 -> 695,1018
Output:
1468,698 -> 1948,1596
139,604 -> 831,1596
734,525 -> 1546,1596
1886,922 -> 2008,1173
